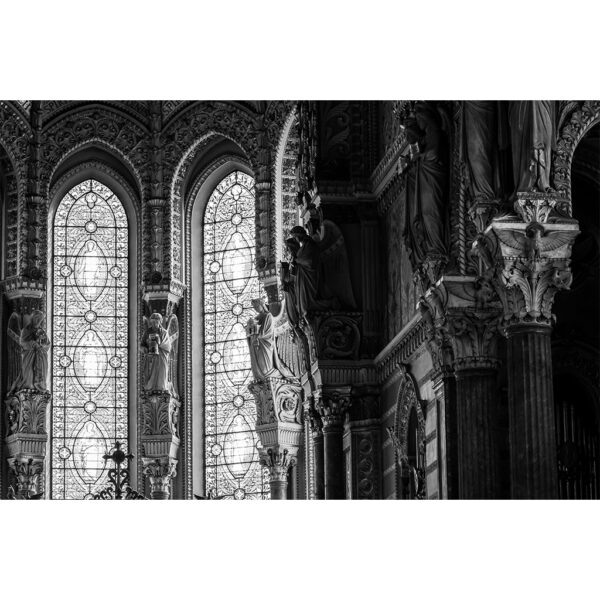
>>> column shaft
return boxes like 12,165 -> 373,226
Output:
270,479 -> 287,500
312,430 -> 325,499
323,421 -> 344,499
507,324 -> 558,499
455,367 -> 501,498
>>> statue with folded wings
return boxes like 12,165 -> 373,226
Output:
289,221 -> 357,319
7,310 -> 50,394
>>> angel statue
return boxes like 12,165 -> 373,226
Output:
246,298 -> 294,381
280,236 -> 301,328
7,310 -> 50,393
289,222 -> 357,320
141,312 -> 179,395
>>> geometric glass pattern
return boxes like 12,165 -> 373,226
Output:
51,179 -> 128,499
203,171 -> 269,499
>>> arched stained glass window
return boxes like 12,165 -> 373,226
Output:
51,179 -> 128,499
203,171 -> 269,500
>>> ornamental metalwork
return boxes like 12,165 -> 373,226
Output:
203,170 -> 269,500
51,179 -> 129,499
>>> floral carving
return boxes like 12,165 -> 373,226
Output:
140,390 -> 171,436
5,390 -> 50,436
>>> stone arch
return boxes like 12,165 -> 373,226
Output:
40,106 -> 149,197
394,369 -> 426,498
0,101 -> 30,199
553,100 -> 600,212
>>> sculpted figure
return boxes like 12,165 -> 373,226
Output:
142,313 -> 179,393
464,101 -> 499,201
508,101 -> 555,193
7,310 -> 50,393
403,102 -> 449,266
246,299 -> 293,380
290,223 -> 356,319
280,237 -> 301,327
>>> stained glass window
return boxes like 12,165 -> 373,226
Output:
51,179 -> 128,499
203,171 -> 269,500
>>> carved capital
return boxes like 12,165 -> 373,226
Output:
249,377 -> 303,428
314,386 -> 352,428
304,311 -> 362,362
140,390 -> 173,436
446,309 -> 501,371
259,447 -> 297,483
491,217 -> 579,327
7,456 -> 44,499
514,191 -> 557,224
142,457 -> 177,499
303,397 -> 323,434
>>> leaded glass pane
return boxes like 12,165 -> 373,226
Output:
204,171 -> 269,500
51,179 -> 128,500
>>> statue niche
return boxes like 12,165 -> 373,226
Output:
402,102 -> 450,268
288,221 -> 357,321
141,312 -> 179,395
7,310 -> 50,394
246,298 -> 294,381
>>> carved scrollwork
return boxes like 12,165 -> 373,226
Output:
315,313 -> 362,360
553,100 -> 600,210
275,381 -> 302,424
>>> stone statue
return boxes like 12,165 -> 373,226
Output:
508,101 -> 556,193
289,223 -> 356,319
246,298 -> 294,381
7,310 -> 50,393
403,102 -> 449,266
464,101 -> 499,201
142,312 -> 179,394
280,237 -> 301,327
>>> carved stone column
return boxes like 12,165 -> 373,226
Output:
447,308 -> 503,499
3,283 -> 50,499
491,192 -> 579,498
140,287 -> 184,499
249,377 -> 304,500
304,398 -> 324,499
315,386 -> 352,499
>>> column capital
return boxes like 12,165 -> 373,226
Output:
490,213 -> 579,328
259,447 -> 297,483
314,386 -> 352,428
7,456 -> 44,499
142,457 -> 177,499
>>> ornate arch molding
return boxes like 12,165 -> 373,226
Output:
394,370 -> 426,462
273,106 -> 299,266
41,107 -> 149,196
0,101 -> 31,197
162,102 -> 261,185
553,100 -> 600,210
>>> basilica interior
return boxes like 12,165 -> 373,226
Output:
0,100 -> 598,500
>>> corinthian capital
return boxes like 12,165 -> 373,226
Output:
142,457 -> 177,499
314,386 -> 352,427
260,447 -> 297,482
491,214 -> 579,327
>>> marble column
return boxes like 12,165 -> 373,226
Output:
491,192 -> 579,498
304,401 -> 324,499
315,387 -> 351,499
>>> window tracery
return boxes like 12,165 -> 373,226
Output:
203,170 -> 269,499
51,179 -> 129,499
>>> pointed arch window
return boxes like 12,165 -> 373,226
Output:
51,179 -> 129,499
203,170 -> 269,499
